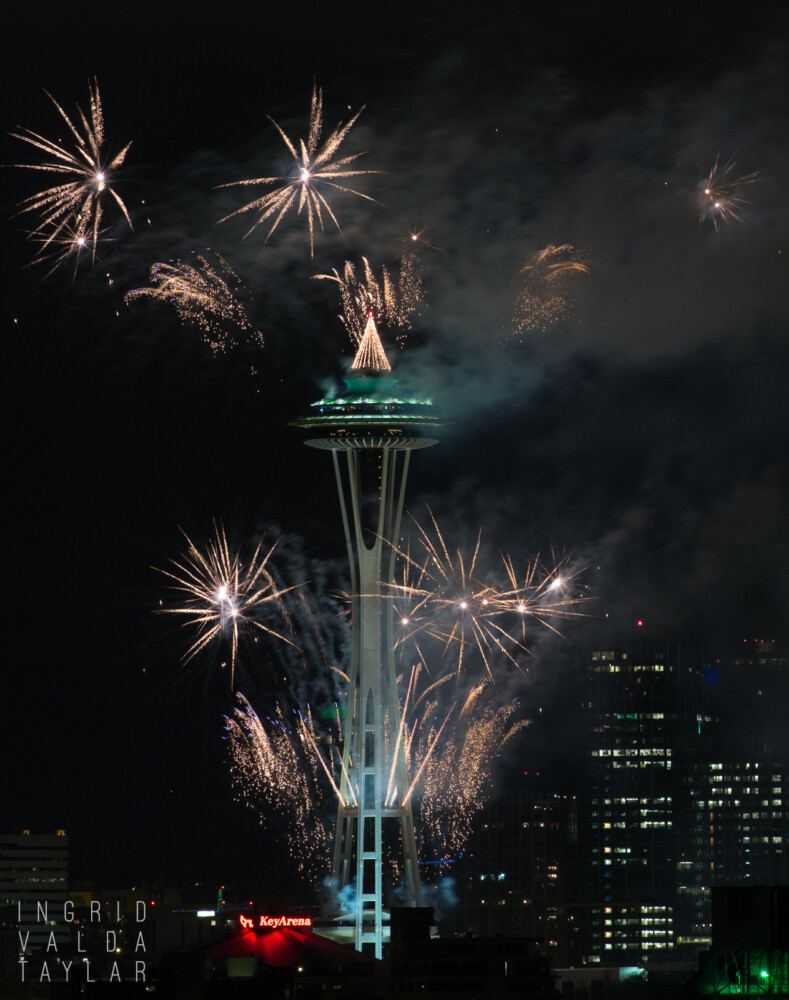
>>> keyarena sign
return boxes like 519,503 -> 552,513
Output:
239,915 -> 312,930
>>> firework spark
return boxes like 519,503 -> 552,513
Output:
396,222 -> 443,253
314,253 -> 424,348
698,155 -> 760,234
125,253 -> 262,354
512,244 -> 590,335
157,522 -> 295,688
10,79 -> 132,266
217,84 -> 378,257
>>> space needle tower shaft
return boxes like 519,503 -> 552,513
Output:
291,312 -> 443,957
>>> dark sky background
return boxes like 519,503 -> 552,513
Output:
1,1 -> 787,898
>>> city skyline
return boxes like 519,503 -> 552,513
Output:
1,0 -> 787,901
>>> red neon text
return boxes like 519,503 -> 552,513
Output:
239,915 -> 312,930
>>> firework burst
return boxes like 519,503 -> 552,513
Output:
314,253 -> 424,349
389,509 -> 590,679
125,253 -> 262,354
512,244 -> 590,335
698,155 -> 760,234
217,83 -> 378,257
157,522 -> 295,688
390,517 -> 505,679
10,79 -> 132,267
227,666 -> 528,879
411,676 -> 530,863
227,694 -> 332,878
493,550 -> 590,638
23,217 -> 110,282
219,517 -> 585,885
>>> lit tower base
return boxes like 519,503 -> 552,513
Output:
291,314 -> 443,957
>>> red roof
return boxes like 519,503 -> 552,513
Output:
205,928 -> 377,969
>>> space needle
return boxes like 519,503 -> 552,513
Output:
291,310 -> 443,957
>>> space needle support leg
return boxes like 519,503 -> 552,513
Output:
331,449 -> 359,904
385,449 -> 422,907
332,449 -> 357,592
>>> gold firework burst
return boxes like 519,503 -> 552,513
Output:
315,253 -> 424,349
157,522 -> 295,688
412,677 -> 530,862
10,79 -> 132,267
217,83 -> 378,257
227,695 -> 331,879
389,509 -> 590,678
512,244 -> 590,335
125,253 -> 262,354
698,154 -> 760,234
23,217 -> 110,282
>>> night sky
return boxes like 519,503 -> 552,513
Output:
1,1 -> 787,896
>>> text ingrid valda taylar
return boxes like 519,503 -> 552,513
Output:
16,898 -> 148,983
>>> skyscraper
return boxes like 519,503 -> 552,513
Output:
581,632 -> 789,965
581,638 -> 711,963
679,757 -> 789,952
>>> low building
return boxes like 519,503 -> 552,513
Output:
457,790 -> 580,964
695,886 -> 789,995
0,830 -> 69,959
389,906 -> 557,998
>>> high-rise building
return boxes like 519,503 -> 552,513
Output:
580,634 -> 789,965
677,758 -> 789,950
581,638 -> 712,963
719,639 -> 789,758
673,636 -> 789,952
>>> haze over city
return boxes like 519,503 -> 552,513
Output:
1,0 -> 787,906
